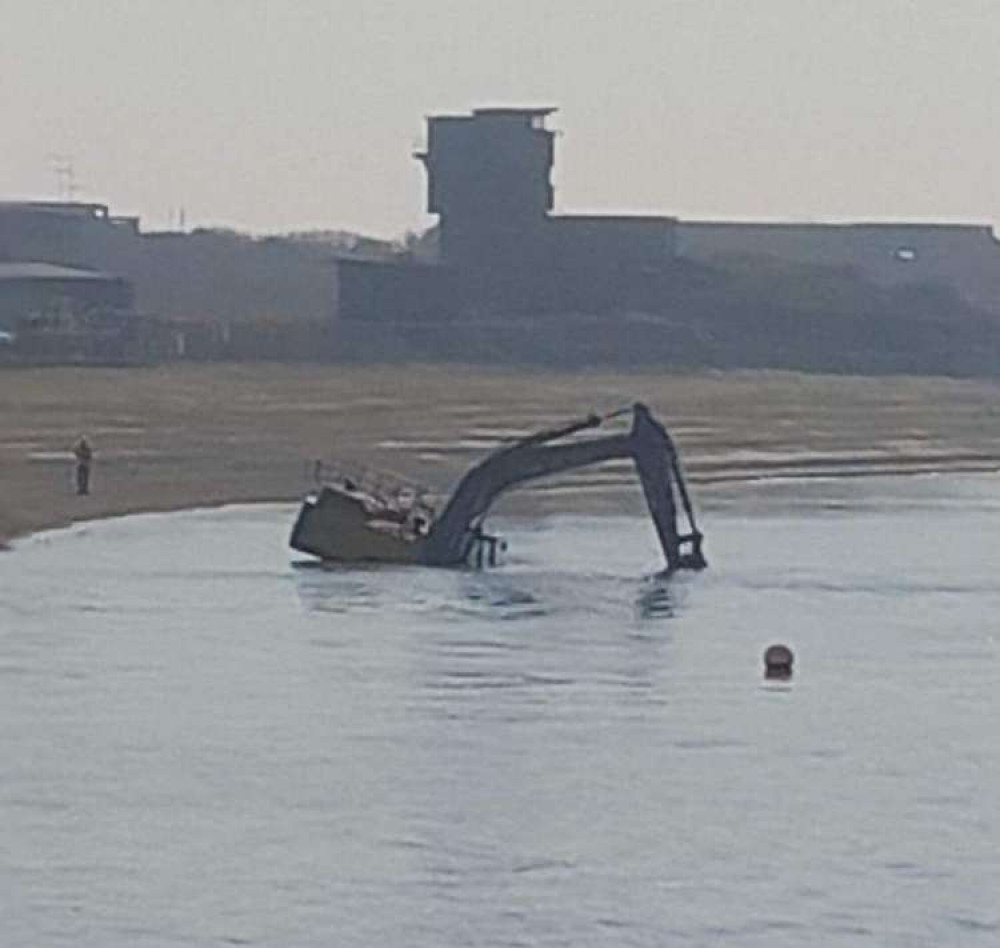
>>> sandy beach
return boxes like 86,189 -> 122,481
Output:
2,363 -> 999,548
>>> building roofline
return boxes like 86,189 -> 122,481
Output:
471,106 -> 557,117
425,106 -> 557,122
677,218 -> 995,231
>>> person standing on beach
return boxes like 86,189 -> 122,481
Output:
73,436 -> 93,496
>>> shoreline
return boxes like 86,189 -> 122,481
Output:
4,452 -> 997,552
0,494 -> 296,551
4,363 -> 999,551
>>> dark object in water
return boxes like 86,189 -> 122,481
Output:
764,644 -> 795,680
290,402 -> 707,571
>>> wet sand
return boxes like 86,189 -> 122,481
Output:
2,363 -> 999,547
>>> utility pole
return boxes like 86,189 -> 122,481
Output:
47,153 -> 77,202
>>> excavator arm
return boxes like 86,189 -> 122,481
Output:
419,402 -> 706,571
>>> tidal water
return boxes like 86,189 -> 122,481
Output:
1,476 -> 998,947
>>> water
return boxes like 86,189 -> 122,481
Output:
1,476 -> 998,947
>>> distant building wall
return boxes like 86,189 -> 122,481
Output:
127,232 -> 337,324
530,215 -> 676,313
677,222 -> 1000,312
0,263 -> 133,330
546,215 -> 676,270
0,203 -> 339,324
336,258 -> 457,323
0,202 -> 137,271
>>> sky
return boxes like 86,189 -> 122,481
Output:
2,0 -> 998,237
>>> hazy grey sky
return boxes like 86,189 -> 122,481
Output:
2,0 -> 998,237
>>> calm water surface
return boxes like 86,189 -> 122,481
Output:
1,476 -> 998,947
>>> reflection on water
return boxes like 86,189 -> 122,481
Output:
635,575 -> 676,620
293,553 -> 682,628
452,572 -> 550,621
2,477 -> 999,947
293,561 -> 392,614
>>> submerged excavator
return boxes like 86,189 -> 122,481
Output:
289,402 -> 706,573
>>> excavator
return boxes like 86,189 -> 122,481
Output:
289,402 -> 706,573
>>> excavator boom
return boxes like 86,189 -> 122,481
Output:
418,402 -> 706,571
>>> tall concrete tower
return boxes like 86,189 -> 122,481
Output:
416,107 -> 556,270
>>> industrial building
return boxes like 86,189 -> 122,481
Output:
0,260 -> 133,327
0,200 -> 338,330
2,106 -> 999,371
0,261 -> 141,362
337,107 -> 1000,332
675,220 -> 1000,313
338,107 -> 679,322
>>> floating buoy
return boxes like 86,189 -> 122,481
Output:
764,644 -> 794,680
